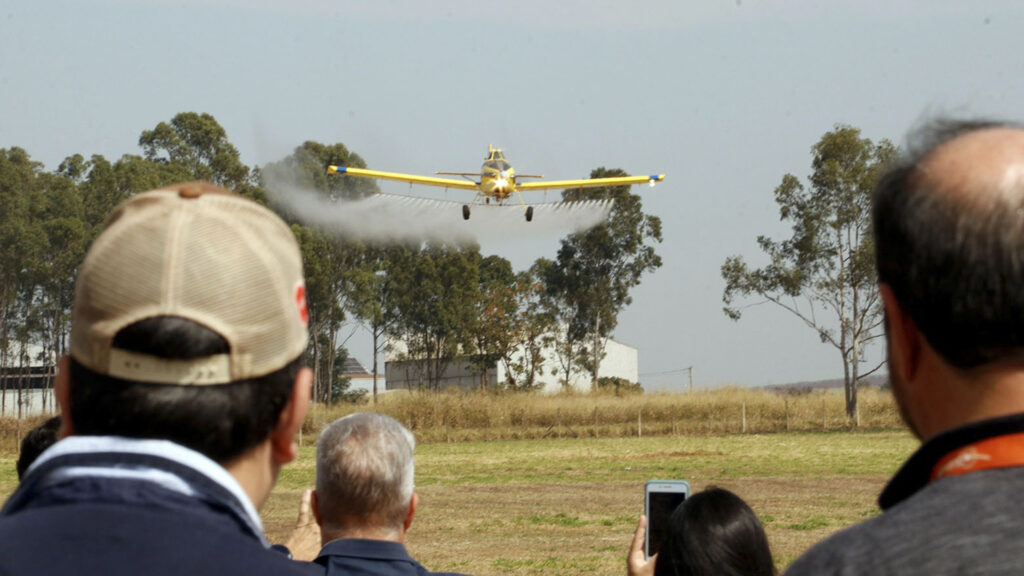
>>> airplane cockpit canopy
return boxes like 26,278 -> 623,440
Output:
485,159 -> 512,172
487,149 -> 506,161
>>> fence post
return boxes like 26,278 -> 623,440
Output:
637,408 -> 642,438
742,401 -> 747,434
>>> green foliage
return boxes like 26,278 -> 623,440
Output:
500,265 -> 555,391
465,255 -> 518,388
387,242 -> 482,390
0,112 -> 261,408
328,346 -> 367,404
138,112 -> 250,188
262,140 -> 377,206
266,141 -> 382,403
544,167 -> 662,389
595,376 -> 642,395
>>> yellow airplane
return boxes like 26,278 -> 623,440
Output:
327,145 -> 664,221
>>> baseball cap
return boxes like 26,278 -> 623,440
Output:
69,182 -> 309,385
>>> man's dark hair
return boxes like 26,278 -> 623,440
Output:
69,316 -> 301,463
873,118 -> 1024,368
16,416 -> 62,481
655,487 -> 775,576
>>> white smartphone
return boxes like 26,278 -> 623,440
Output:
644,480 -> 690,559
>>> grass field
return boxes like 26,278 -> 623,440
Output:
259,430 -> 917,574
0,391 -> 914,575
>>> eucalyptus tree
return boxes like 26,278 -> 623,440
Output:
386,242 -> 480,391
139,112 -> 251,188
722,125 -> 897,418
465,254 -> 518,389
262,140 -> 378,403
502,264 -> 555,391
546,167 -> 662,390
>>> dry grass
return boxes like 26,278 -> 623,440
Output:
0,388 -> 901,451
298,387 -> 901,445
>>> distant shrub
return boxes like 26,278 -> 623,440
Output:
597,377 -> 643,395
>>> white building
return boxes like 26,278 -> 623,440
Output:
384,336 -> 638,394
0,364 -> 57,417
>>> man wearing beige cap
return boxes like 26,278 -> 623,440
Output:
0,182 -> 322,576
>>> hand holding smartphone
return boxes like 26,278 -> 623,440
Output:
644,480 -> 690,559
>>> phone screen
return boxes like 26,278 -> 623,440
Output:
647,490 -> 687,558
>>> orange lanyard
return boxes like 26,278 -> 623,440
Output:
931,431 -> 1024,480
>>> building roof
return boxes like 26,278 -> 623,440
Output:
341,357 -> 373,378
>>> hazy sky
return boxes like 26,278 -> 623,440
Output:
3,1 -> 1023,389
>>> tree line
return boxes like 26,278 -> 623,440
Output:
0,112 -> 662,410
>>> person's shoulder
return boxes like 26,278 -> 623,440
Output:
0,503 -> 326,576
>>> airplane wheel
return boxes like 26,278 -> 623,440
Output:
525,206 -> 534,222
462,205 -> 471,220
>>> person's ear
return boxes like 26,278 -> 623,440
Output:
270,367 -> 312,464
404,492 -> 418,534
55,355 -> 75,439
880,284 -> 922,383
311,489 -> 322,527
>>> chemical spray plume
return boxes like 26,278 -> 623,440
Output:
264,173 -> 613,244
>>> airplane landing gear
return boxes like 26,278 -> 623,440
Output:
462,205 -> 471,220
525,206 -> 534,222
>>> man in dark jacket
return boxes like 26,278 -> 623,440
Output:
310,413 -> 467,576
786,119 -> 1024,574
0,182 -> 321,576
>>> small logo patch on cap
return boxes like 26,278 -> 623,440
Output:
295,282 -> 309,325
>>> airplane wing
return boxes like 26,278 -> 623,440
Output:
516,173 -> 665,191
326,166 -> 480,191
435,171 -> 480,178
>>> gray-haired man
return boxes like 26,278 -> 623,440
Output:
309,413 -> 467,576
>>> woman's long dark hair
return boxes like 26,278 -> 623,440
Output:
654,487 -> 775,576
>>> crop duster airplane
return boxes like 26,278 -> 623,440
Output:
327,145 -> 664,222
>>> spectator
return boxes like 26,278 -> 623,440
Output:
0,182 -> 321,576
786,119 -> 1024,574
16,415 -> 61,481
309,412 -> 467,576
628,487 -> 775,576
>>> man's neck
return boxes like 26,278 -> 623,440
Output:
222,441 -> 276,510
322,524 -> 403,545
918,362 -> 1024,441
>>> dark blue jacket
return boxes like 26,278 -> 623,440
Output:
315,538 -> 468,576
0,439 -> 323,576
